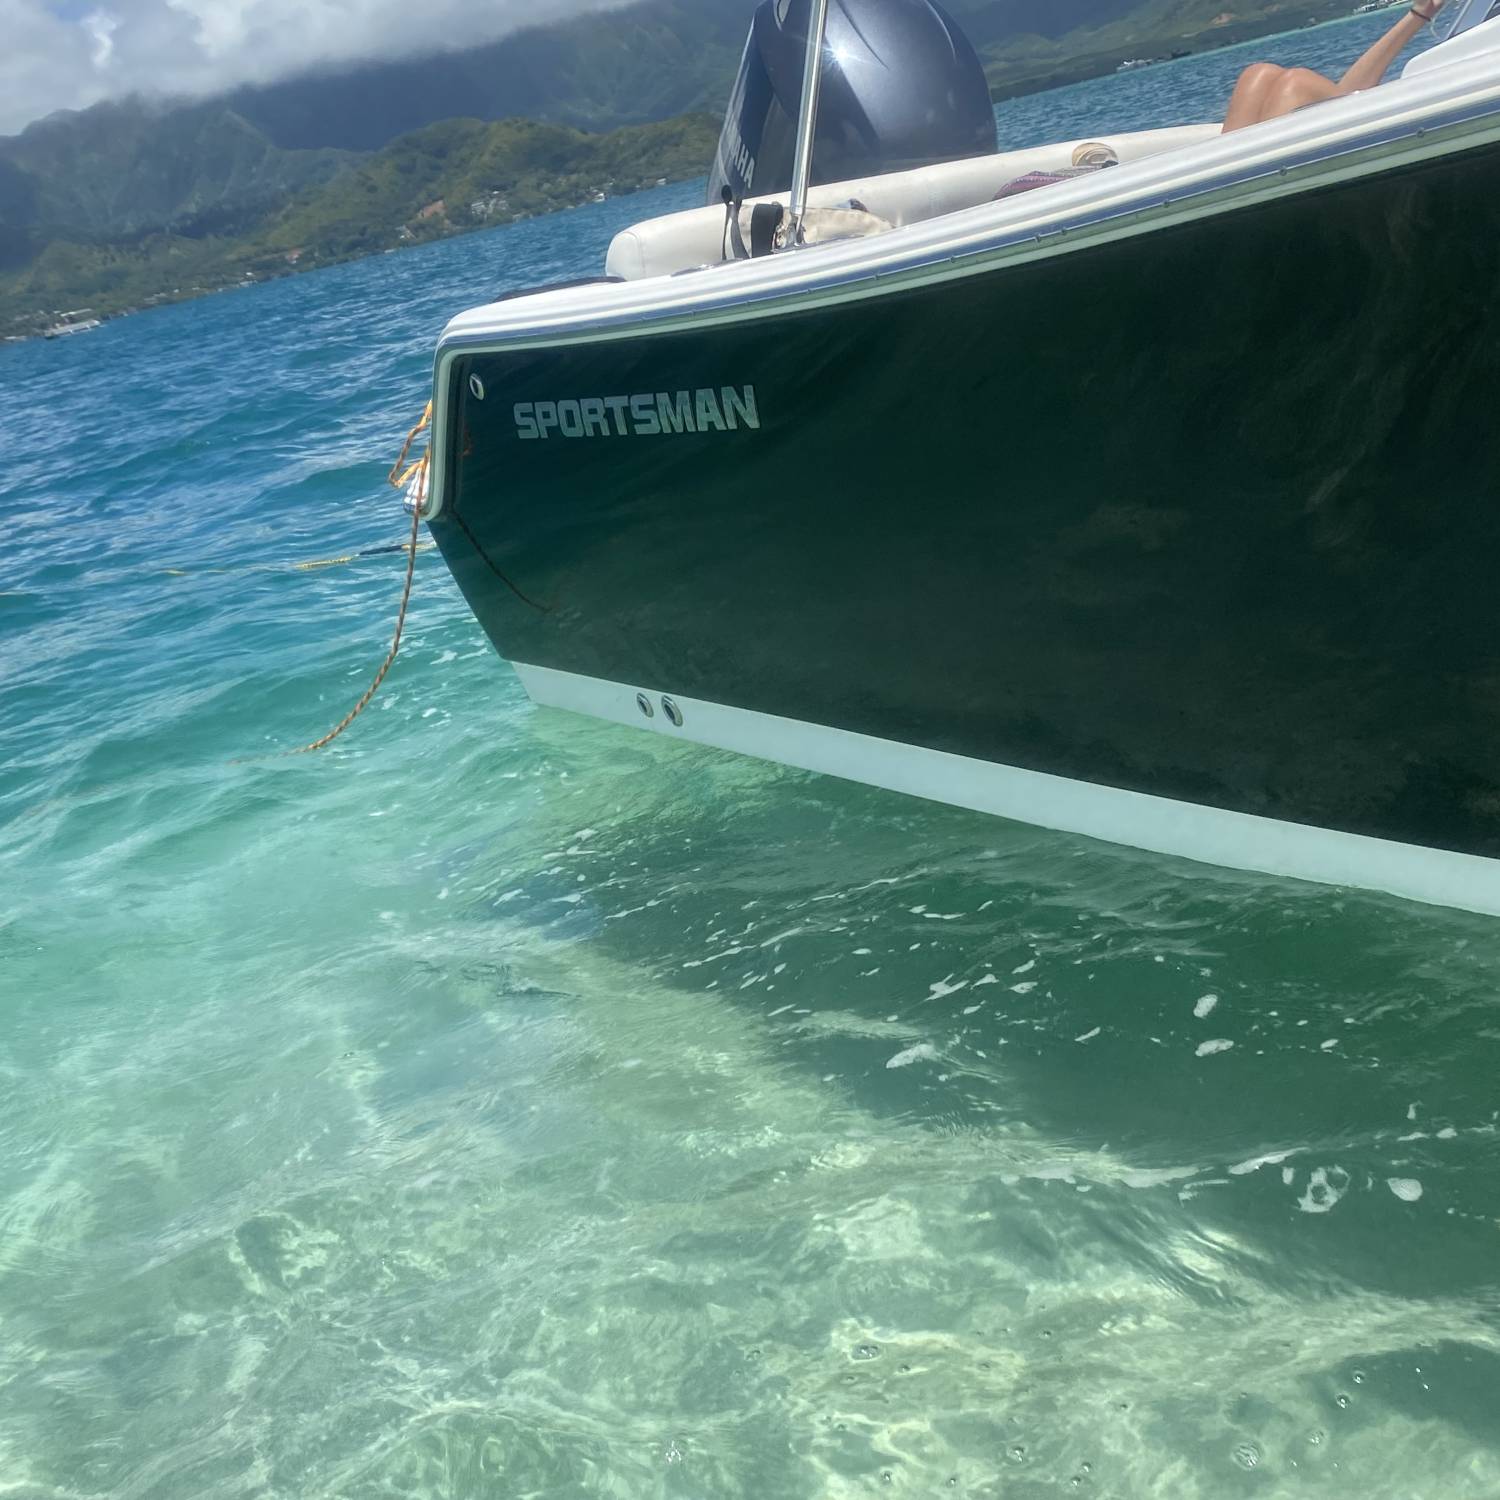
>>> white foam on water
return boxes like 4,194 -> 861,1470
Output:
926,977 -> 966,1000
1228,1149 -> 1295,1176
886,1043 -> 939,1070
1297,1166 -> 1351,1215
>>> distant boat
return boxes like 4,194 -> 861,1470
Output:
416,0 -> 1500,917
42,318 -> 102,339
1117,57 -> 1153,71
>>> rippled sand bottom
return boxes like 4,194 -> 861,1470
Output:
6,700 -> 1500,1497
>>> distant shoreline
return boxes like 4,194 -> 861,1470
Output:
0,183 -> 686,347
0,115 -> 720,345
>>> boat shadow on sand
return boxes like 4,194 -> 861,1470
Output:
446,710 -> 1500,1288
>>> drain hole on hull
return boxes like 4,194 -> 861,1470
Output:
661,697 -> 684,727
635,692 -> 654,719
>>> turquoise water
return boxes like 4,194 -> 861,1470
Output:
4,16 -> 1499,1498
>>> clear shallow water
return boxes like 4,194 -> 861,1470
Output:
3,17 -> 1497,1498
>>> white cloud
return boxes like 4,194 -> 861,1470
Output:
82,9 -> 119,66
0,0 -> 637,135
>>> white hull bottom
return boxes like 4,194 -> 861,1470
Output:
513,662 -> 1500,919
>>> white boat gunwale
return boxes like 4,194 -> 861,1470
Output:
424,49 -> 1500,523
438,40 -> 1500,352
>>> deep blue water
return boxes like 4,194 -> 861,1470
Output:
5,15 -> 1499,1499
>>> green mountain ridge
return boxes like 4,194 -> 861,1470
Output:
0,113 -> 720,336
2,100 -> 355,240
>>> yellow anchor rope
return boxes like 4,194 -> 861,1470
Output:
284,400 -> 434,756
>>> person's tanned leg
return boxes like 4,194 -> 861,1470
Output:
1222,62 -> 1288,132
1267,67 -> 1343,115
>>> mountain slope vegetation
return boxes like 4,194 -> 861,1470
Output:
0,113 -> 719,335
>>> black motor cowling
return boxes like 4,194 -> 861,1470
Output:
707,0 -> 996,205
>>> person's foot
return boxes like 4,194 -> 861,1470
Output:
1071,142 -> 1120,168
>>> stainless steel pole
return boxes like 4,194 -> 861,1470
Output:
783,0 -> 831,248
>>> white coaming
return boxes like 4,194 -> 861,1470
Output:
604,123 -> 1222,281
422,52 -> 1500,520
609,15 -> 1500,282
436,41 -> 1500,355
1405,13 -> 1500,76
514,662 -> 1500,919
424,39 -> 1500,520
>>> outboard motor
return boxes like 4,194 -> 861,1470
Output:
707,0 -> 995,205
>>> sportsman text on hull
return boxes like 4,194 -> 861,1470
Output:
512,388 -> 761,441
